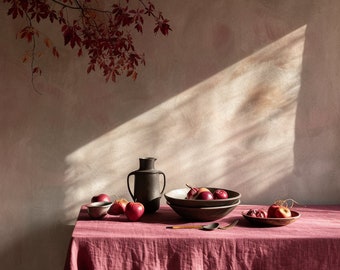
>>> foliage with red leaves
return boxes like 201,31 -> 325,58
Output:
3,0 -> 171,84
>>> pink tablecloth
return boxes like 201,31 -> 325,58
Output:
64,204 -> 340,270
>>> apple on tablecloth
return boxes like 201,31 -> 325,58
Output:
91,193 -> 111,203
125,202 -> 145,221
108,198 -> 129,215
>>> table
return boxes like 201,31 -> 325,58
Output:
64,204 -> 340,270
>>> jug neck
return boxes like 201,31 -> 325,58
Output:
139,157 -> 156,170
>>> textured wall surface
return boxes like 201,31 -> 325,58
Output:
1,1 -> 340,269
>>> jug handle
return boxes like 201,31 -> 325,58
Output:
127,172 -> 136,201
160,172 -> 166,195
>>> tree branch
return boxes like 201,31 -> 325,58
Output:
3,0 -> 171,90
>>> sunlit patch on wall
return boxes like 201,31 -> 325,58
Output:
63,25 -> 307,222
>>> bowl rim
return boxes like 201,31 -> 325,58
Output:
86,201 -> 113,208
165,187 -> 241,202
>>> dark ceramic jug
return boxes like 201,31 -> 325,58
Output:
127,157 -> 166,213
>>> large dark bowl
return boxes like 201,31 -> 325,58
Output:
168,200 -> 240,221
164,187 -> 241,208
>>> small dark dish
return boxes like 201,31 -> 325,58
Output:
86,201 -> 113,219
242,210 -> 301,227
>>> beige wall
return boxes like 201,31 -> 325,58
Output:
1,1 -> 340,269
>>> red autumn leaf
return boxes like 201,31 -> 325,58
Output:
132,71 -> 138,80
87,63 -> 95,74
135,24 -> 143,33
160,21 -> 171,35
63,28 -> 72,46
145,2 -> 155,16
32,66 -> 42,75
44,38 -> 51,48
18,27 -> 38,43
22,53 -> 30,63
52,47 -> 59,58
78,48 -> 83,57
49,11 -> 58,23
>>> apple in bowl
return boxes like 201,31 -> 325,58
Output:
246,208 -> 268,218
246,204 -> 292,219
213,189 -> 229,199
165,187 -> 241,208
186,186 -> 199,199
268,204 -> 291,218
185,185 -> 229,201
194,188 -> 214,200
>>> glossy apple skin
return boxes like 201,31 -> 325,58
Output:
91,193 -> 110,203
268,204 -> 291,218
274,206 -> 291,218
125,202 -> 145,221
195,189 -> 213,200
213,189 -> 229,199
267,204 -> 281,218
108,199 -> 129,215
186,187 -> 199,199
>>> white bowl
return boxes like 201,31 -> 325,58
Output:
86,201 -> 113,219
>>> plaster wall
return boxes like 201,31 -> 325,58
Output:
0,1 -> 340,269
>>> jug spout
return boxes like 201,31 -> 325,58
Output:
139,157 -> 156,171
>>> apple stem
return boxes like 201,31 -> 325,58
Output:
185,184 -> 193,189
274,198 -> 300,209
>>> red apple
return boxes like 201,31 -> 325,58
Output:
213,189 -> 229,199
267,204 -> 281,218
186,184 -> 199,199
91,193 -> 110,203
108,198 -> 129,215
125,202 -> 145,221
195,188 -> 213,200
257,209 -> 268,218
246,209 -> 268,218
274,206 -> 291,218
246,209 -> 258,217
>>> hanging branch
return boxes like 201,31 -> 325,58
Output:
3,0 -> 171,87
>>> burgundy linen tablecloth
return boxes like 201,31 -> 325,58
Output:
64,204 -> 340,270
